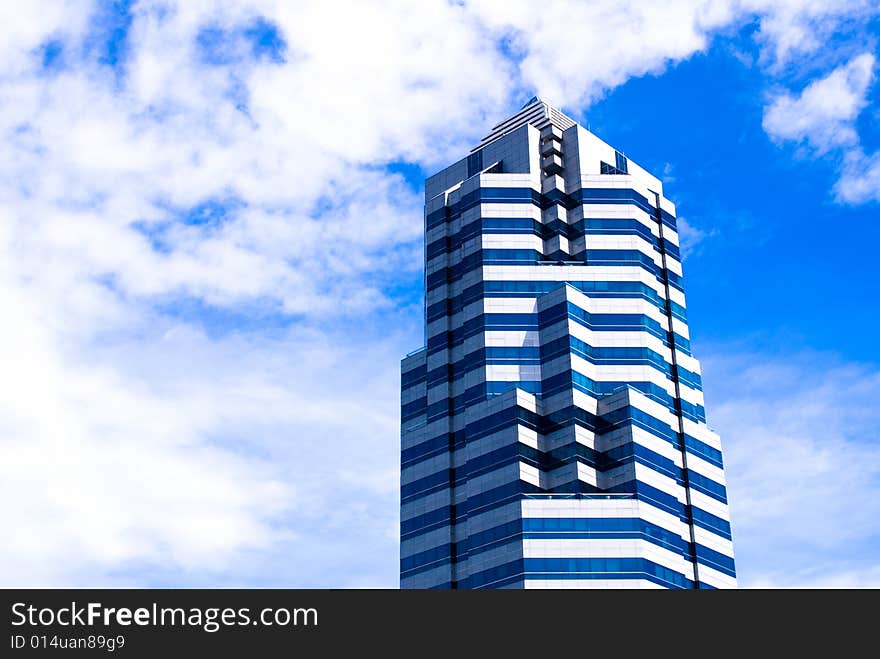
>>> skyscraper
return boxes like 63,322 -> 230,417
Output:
400,97 -> 735,589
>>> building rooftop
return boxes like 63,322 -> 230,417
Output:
473,96 -> 577,152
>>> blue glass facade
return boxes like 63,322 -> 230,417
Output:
400,98 -> 735,589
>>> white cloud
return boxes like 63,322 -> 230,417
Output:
0,2 -> 497,315
762,51 -> 880,205
835,148 -> 880,204
467,0 -> 740,107
748,2 -> 880,204
763,53 -> 875,153
675,216 -> 718,258
748,565 -> 880,589
0,265 -> 412,585
466,0 -> 880,108
701,349 -> 880,588
0,0 -> 878,586
746,0 -> 878,67
0,0 -> 92,73
0,274 -> 290,585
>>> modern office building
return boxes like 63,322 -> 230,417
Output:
400,97 -> 735,589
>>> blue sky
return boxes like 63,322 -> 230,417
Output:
0,1 -> 878,588
587,45 -> 880,361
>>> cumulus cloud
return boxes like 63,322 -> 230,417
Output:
836,149 -> 880,203
763,53 -> 875,153
748,565 -> 880,589
0,0 -> 480,585
746,0 -> 878,67
675,216 -> 719,258
0,266 -> 411,585
0,268 -> 290,585
701,349 -> 880,588
762,50 -> 880,205
748,1 -> 880,203
466,0 -> 879,108
467,0 -> 738,106
0,0 -> 877,586
1,1 -> 508,317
